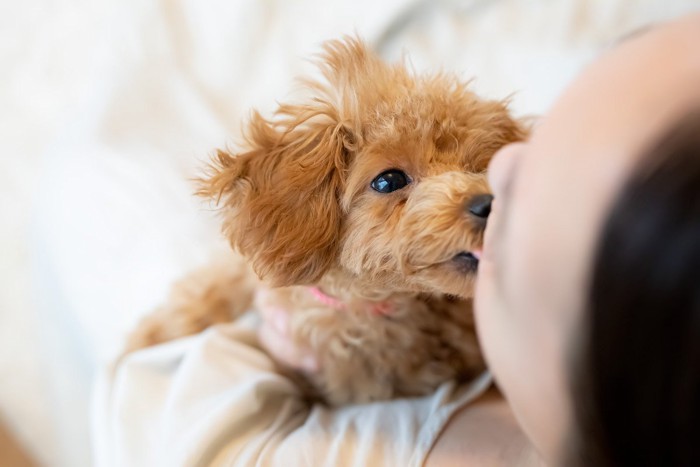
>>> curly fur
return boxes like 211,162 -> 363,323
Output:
127,37 -> 526,405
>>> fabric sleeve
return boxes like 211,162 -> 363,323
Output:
91,313 -> 492,467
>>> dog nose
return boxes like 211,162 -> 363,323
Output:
467,194 -> 493,219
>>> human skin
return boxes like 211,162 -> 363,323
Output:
428,13 -> 700,466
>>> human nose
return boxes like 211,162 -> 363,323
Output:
487,142 -> 525,197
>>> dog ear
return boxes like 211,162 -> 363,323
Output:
199,106 -> 352,287
199,37 -> 378,286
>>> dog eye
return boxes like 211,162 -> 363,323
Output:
371,169 -> 410,193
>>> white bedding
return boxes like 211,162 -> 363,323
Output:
2,0 -> 697,465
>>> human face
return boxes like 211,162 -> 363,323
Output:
474,14 -> 700,464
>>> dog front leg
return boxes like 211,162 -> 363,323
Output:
124,254 -> 257,352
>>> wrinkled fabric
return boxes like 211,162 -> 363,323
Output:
93,313 -> 492,467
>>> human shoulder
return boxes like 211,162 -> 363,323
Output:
425,387 -> 544,467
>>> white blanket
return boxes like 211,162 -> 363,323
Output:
3,0 -> 698,465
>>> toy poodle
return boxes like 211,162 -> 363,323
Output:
126,37 -> 526,405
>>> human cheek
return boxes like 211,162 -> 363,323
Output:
474,218 -> 506,372
474,258 -> 497,342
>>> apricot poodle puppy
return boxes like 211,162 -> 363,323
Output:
127,38 -> 525,405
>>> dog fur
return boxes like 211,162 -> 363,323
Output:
126,38 -> 525,405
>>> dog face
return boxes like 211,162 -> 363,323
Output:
201,38 -> 525,298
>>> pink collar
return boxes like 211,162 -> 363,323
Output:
308,287 -> 393,316
308,286 -> 347,310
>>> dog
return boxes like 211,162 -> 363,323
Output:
126,37 -> 526,405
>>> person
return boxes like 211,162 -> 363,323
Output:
429,12 -> 700,466
93,12 -> 700,466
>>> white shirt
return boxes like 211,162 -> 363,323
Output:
92,312 -> 492,467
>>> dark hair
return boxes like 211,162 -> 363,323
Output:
569,110 -> 700,466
